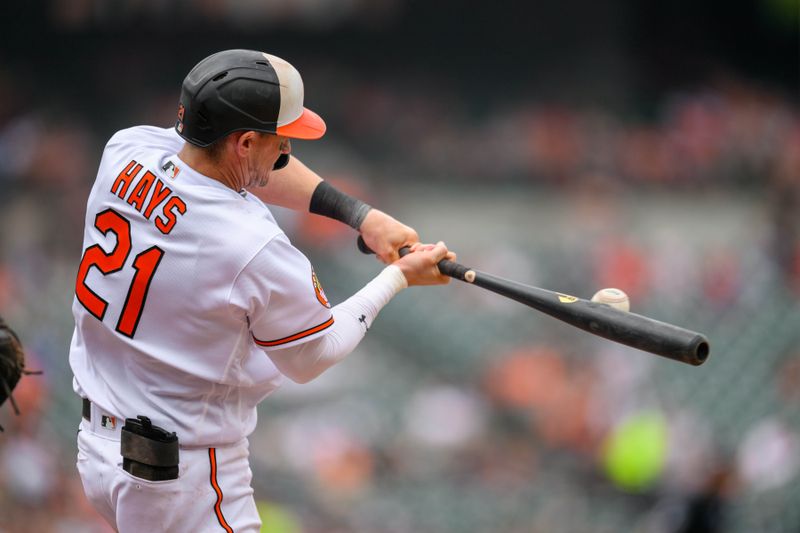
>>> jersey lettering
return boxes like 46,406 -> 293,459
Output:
109,160 -> 187,234
76,209 -> 164,338
126,170 -> 156,211
143,180 -> 173,219
111,160 -> 143,198
155,196 -> 187,235
75,209 -> 132,320
116,246 -> 165,338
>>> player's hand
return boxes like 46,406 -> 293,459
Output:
394,241 -> 456,286
359,209 -> 419,264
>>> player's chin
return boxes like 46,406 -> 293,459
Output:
249,172 -> 270,189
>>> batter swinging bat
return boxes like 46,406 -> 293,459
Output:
358,238 -> 710,366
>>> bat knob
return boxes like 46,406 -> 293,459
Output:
357,236 -> 374,255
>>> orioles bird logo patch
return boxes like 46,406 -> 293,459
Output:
312,268 -> 331,308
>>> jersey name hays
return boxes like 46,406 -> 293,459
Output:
110,159 -> 187,235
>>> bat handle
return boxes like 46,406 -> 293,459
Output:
356,236 -> 474,282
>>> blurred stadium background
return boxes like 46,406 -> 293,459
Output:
1,1 -> 798,531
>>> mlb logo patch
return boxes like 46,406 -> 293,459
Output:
101,415 -> 116,430
162,160 -> 180,179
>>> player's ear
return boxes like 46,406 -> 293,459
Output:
234,131 -> 259,158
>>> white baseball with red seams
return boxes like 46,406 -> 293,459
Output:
591,287 -> 630,312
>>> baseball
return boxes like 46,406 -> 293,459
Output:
591,288 -> 630,312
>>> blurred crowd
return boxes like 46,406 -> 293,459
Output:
45,0 -> 404,30
334,76 -> 800,188
0,24 -> 799,533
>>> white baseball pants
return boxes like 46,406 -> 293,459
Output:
76,414 -> 261,533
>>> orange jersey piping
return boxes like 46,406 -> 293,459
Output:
252,316 -> 334,347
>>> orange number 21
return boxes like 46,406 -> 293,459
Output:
75,209 -> 164,338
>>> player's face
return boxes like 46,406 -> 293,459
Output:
246,134 -> 291,189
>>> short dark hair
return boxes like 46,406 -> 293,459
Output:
197,136 -> 227,162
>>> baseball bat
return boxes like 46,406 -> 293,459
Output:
357,237 -> 710,366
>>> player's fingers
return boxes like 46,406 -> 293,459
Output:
413,243 -> 440,254
406,230 -> 420,249
379,250 -> 398,264
430,241 -> 449,261
379,242 -> 409,263
429,242 -> 453,283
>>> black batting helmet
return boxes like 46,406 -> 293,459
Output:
175,49 -> 326,147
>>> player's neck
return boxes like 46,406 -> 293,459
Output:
178,144 -> 244,191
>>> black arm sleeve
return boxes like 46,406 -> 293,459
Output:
309,181 -> 372,230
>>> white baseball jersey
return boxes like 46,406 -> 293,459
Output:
70,125 -> 335,447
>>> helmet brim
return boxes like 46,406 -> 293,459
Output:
276,107 -> 326,140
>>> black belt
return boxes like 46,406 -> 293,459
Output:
81,399 -> 180,482
82,398 -> 119,431
82,398 -> 91,421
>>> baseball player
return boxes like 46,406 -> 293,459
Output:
70,49 -> 454,532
